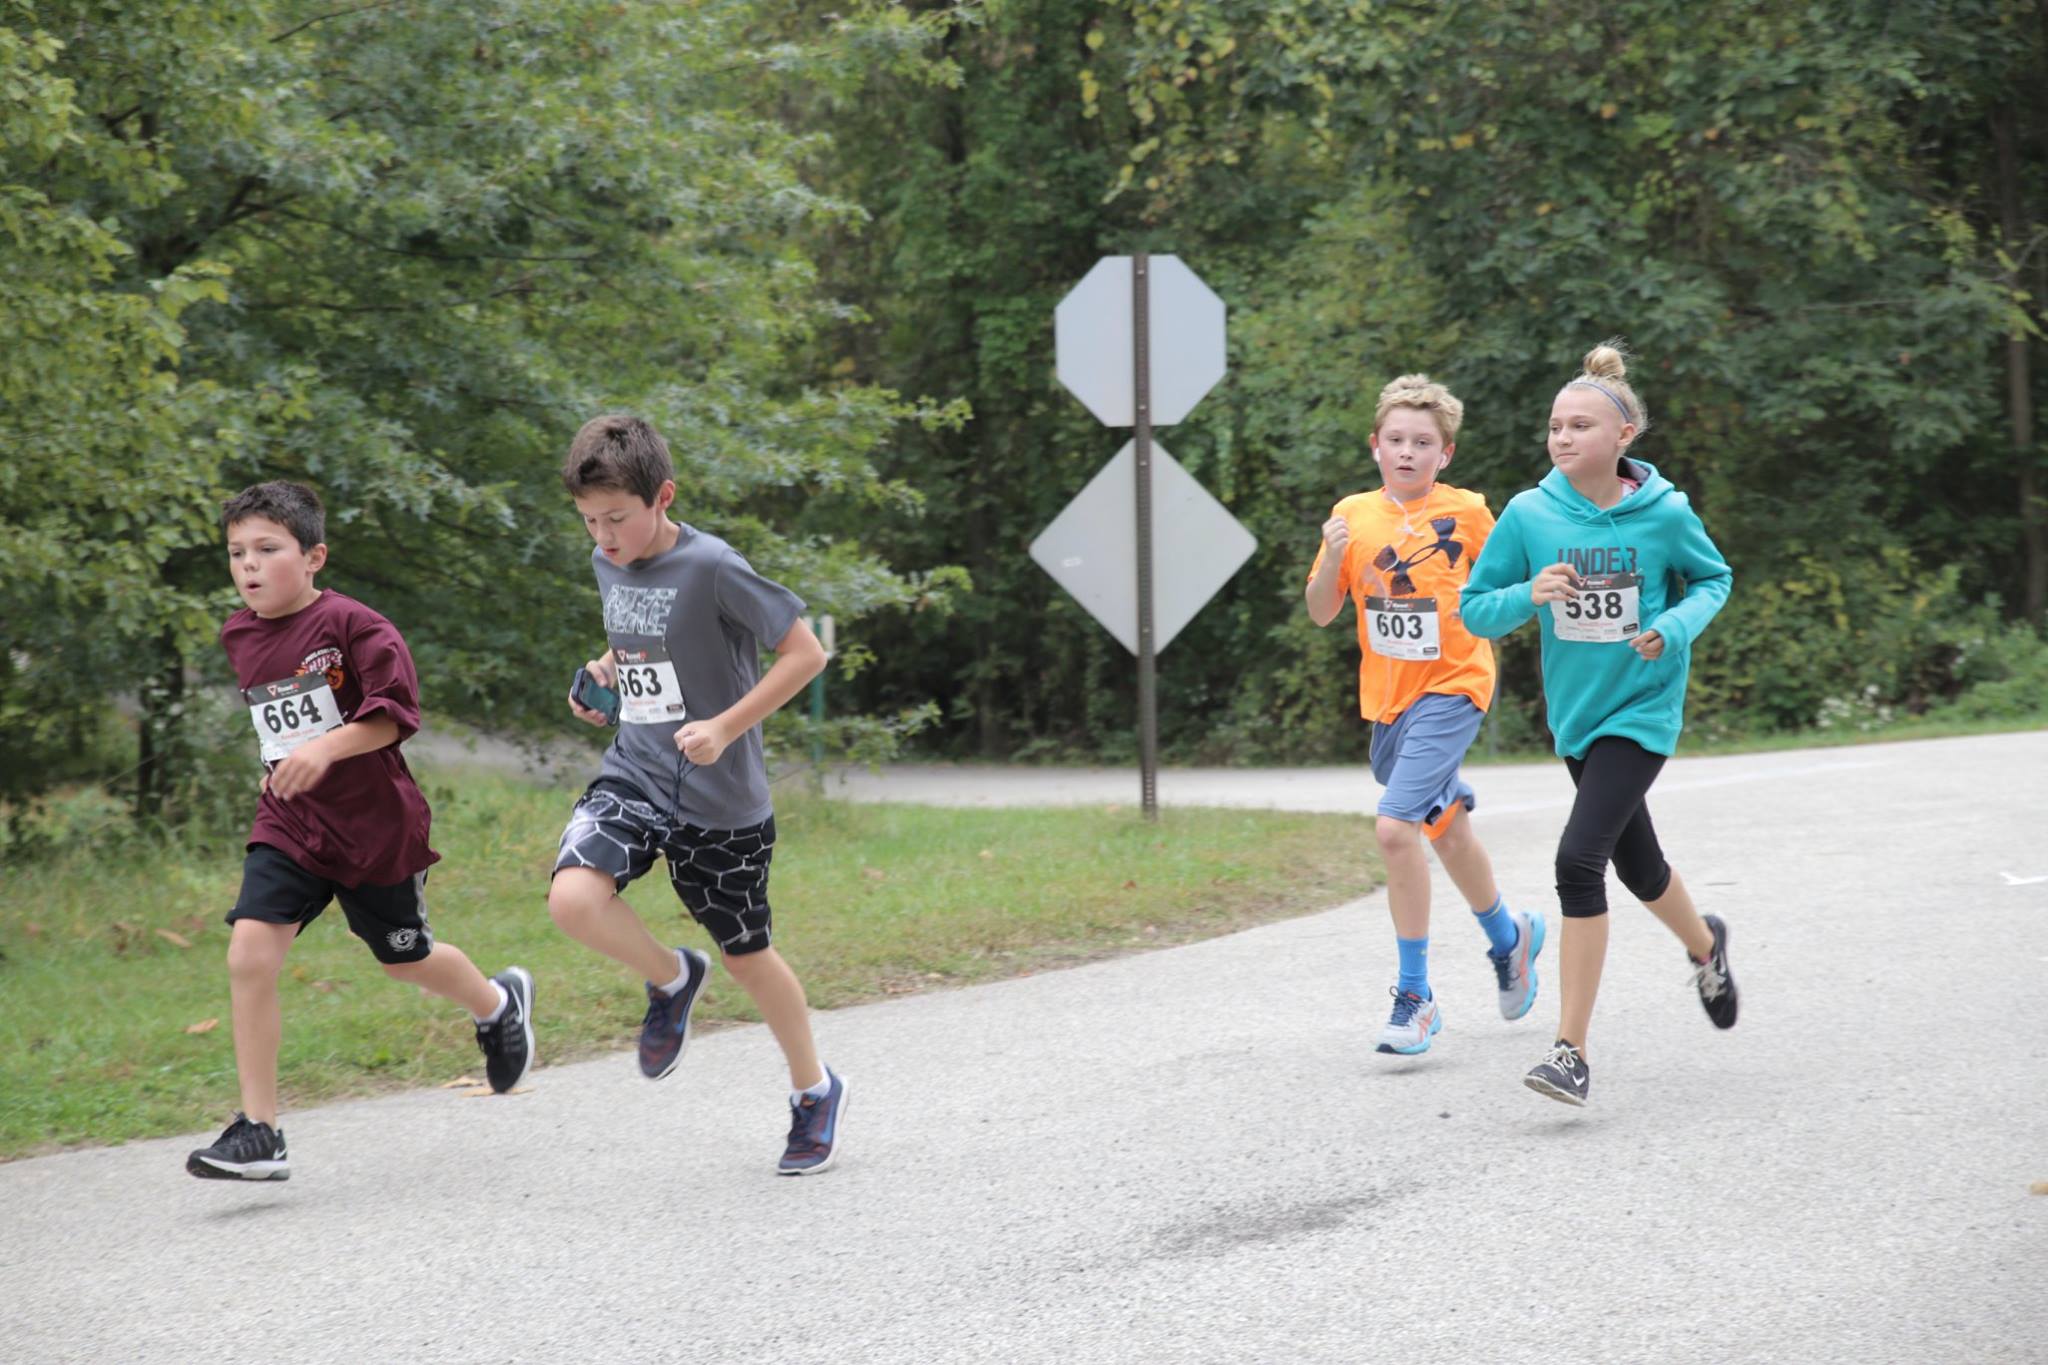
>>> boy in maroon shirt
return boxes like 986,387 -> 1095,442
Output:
186,481 -> 535,1181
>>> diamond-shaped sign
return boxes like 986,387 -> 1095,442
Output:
1054,255 -> 1226,427
1030,441 -> 1257,655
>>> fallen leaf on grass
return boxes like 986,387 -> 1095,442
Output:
155,928 -> 193,948
308,980 -> 339,993
23,922 -> 42,938
441,1076 -> 481,1088
861,866 -> 887,882
184,1018 -> 220,1035
977,849 -> 994,860
1121,879 -> 1137,891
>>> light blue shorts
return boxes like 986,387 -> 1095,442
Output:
1368,693 -> 1485,830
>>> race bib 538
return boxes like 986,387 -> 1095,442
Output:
1550,572 -> 1641,643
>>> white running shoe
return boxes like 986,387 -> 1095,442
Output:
1488,908 -> 1547,1021
1374,987 -> 1441,1055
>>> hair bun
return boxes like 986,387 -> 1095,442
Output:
1582,342 -> 1628,382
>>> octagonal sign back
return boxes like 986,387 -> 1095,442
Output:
1054,255 -> 1226,427
1029,440 -> 1257,655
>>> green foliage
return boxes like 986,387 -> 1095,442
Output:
1,0 -> 973,824
808,0 -> 2046,759
6,0 -> 2044,781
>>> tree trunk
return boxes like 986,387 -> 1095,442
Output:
1992,110 -> 2045,620
133,632 -> 185,824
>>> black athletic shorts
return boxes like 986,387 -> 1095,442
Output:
226,843 -> 436,965
551,779 -> 776,956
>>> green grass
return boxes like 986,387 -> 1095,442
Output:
0,774 -> 1375,1160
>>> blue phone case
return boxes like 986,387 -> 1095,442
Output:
571,666 -> 620,725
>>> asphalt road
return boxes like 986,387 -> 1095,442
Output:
4,731 -> 2044,1364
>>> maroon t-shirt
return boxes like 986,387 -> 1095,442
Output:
219,590 -> 438,888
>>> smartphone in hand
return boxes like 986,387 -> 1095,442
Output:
570,665 -> 621,725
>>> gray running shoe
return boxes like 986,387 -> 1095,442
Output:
1524,1040 -> 1590,1107
1690,915 -> 1738,1029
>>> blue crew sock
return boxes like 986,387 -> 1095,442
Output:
1473,895 -> 1518,955
1396,936 -> 1430,999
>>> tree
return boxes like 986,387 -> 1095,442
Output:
1,0 -> 968,831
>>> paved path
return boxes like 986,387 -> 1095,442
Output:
5,732 -> 2045,1364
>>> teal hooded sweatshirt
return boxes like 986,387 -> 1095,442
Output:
1459,460 -> 1732,759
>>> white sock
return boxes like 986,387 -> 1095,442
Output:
658,949 -> 693,997
474,980 -> 509,1024
790,1069 -> 832,1106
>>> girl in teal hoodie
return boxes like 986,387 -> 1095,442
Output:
1459,342 -> 1738,1107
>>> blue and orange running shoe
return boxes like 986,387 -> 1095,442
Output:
1489,908 -> 1547,1021
779,1068 -> 849,1176
638,946 -> 710,1080
1374,987 -> 1442,1055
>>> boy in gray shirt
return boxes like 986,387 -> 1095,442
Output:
549,414 -> 844,1174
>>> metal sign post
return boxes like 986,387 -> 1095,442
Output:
1043,252 -> 1248,824
1132,253 -> 1158,818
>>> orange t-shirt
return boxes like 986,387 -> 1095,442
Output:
1308,483 -> 1498,723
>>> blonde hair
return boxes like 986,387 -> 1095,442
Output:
1374,373 -> 1465,443
1564,340 -> 1651,437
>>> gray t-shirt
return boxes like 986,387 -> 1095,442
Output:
590,524 -> 804,828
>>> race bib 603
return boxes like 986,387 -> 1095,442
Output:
1364,595 -> 1442,661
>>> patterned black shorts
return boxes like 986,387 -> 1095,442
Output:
552,780 -> 776,955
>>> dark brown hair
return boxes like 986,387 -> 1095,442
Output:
561,414 -> 674,504
220,480 -> 325,551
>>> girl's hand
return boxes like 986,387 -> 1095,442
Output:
1530,562 -> 1580,605
1631,630 -> 1665,661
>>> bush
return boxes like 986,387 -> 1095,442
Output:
1685,547 -> 1984,740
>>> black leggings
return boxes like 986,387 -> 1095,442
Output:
1556,737 -> 1674,919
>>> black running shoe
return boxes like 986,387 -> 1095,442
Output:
1523,1040 -> 1590,1107
186,1113 -> 289,1180
778,1069 -> 848,1176
476,966 -> 535,1093
1690,914 -> 1738,1029
639,947 -> 710,1080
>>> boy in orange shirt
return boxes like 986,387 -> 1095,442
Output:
1305,375 -> 1545,1056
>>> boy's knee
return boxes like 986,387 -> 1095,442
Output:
1374,815 -> 1422,856
720,943 -> 769,974
379,956 -> 424,982
225,919 -> 288,975
547,870 -> 609,931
